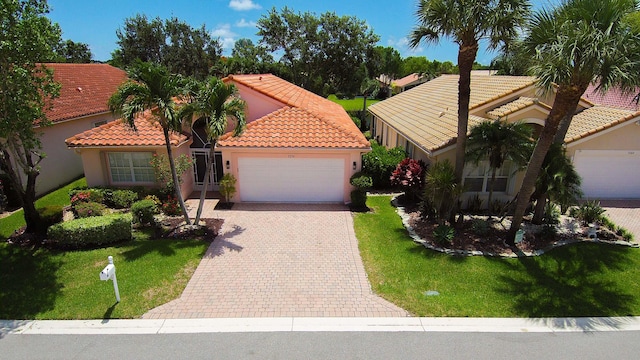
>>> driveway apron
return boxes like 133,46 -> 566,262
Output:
143,203 -> 408,318
599,200 -> 640,240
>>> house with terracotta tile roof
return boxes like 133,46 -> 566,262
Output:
368,74 -> 640,201
67,74 -> 370,203
22,63 -> 127,195
391,73 -> 430,93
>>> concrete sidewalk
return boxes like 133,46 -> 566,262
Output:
3,317 -> 640,334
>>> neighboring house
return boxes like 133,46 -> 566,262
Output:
368,74 -> 640,201
66,74 -> 371,203
582,83 -> 640,111
28,63 -> 127,195
391,73 -> 430,93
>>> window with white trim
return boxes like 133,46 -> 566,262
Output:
107,152 -> 155,183
463,161 -> 511,193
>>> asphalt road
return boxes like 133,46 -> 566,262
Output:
1,331 -> 639,360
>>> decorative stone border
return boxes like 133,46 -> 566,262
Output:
391,195 -> 639,258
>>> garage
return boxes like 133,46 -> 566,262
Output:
237,157 -> 346,202
573,150 -> 640,199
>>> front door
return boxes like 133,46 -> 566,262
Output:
191,149 -> 223,191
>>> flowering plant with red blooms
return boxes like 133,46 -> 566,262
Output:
162,195 -> 181,216
390,158 -> 427,199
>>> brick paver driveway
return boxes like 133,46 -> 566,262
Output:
600,200 -> 640,240
143,203 -> 408,318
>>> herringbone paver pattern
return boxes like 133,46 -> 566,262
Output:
143,203 -> 409,318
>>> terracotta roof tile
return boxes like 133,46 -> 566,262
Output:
222,74 -> 369,149
368,75 -> 537,152
65,113 -> 189,147
219,107 -> 369,148
486,97 -> 545,119
43,63 -> 128,122
565,106 -> 638,143
392,73 -> 426,87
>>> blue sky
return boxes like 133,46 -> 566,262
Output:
47,0 -> 555,64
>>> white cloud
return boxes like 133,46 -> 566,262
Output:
236,18 -> 257,28
211,24 -> 238,50
229,0 -> 261,11
388,37 -> 424,55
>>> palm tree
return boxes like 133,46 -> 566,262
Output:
108,61 -> 191,225
409,0 -> 530,187
465,120 -> 533,216
179,77 -> 246,224
531,143 -> 582,224
508,0 -> 640,243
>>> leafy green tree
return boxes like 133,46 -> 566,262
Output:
111,15 -> 221,79
225,38 -> 276,75
367,46 -> 403,80
54,39 -> 92,63
410,0 -> 530,193
465,120 -> 533,216
360,78 -> 380,113
178,77 -> 246,224
508,0 -> 640,243
490,41 -> 531,75
257,7 -> 379,95
0,0 -> 62,233
108,62 -> 191,224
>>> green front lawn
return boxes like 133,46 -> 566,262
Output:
0,177 -> 87,239
0,230 -> 208,319
355,196 -> 640,317
327,94 -> 380,111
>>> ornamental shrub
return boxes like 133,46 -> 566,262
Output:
74,201 -> 106,218
69,189 -> 104,205
433,224 -> 455,245
350,172 -> 373,190
219,173 -> 237,203
37,205 -> 64,231
48,214 -> 132,249
111,189 -> 138,209
350,189 -> 368,210
390,158 -> 427,200
574,200 -> 605,225
162,195 -> 181,216
131,199 -> 158,225
362,140 -> 406,189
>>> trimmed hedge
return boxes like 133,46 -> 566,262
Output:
48,214 -> 132,249
110,190 -> 138,209
131,199 -> 158,225
74,201 -> 106,218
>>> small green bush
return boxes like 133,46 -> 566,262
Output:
111,189 -> 138,209
574,200 -> 605,225
48,214 -> 132,249
362,140 -> 407,189
131,199 -> 158,225
350,189 -> 367,209
74,201 -> 106,218
433,224 -> 455,245
219,173 -> 237,203
471,219 -> 489,236
144,194 -> 162,208
37,205 -> 64,230
465,194 -> 483,213
350,172 -> 373,190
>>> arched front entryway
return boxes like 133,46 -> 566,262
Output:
190,118 -> 224,191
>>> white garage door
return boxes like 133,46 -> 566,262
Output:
573,150 -> 640,199
237,157 -> 345,202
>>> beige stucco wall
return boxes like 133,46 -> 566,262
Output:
75,141 -> 194,200
219,147 -> 366,203
566,119 -> 640,157
35,112 -> 117,195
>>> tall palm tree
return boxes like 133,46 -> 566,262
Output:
508,0 -> 640,243
531,143 -> 582,224
409,0 -> 530,187
108,61 -> 191,225
465,120 -> 533,216
179,77 -> 246,224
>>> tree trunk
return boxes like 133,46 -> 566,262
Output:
531,192 -> 547,225
362,96 -> 367,112
164,127 -> 191,225
194,143 -> 215,224
454,41 -> 478,184
507,85 -> 583,244
553,112 -> 575,144
487,168 -> 497,219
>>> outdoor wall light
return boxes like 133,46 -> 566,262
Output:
226,160 -> 230,170
353,161 -> 357,170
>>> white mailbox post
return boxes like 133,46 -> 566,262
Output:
99,256 -> 120,302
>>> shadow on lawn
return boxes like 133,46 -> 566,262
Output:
0,245 -> 63,320
119,237 -> 208,261
493,243 -> 637,329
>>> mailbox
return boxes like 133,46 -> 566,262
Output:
100,264 -> 115,281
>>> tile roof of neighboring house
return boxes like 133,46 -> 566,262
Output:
393,73 -> 425,88
220,74 -> 369,149
564,106 -> 639,143
368,75 -> 537,152
582,84 -> 640,111
486,97 -> 550,119
43,63 -> 128,123
219,107 -> 369,148
65,114 -> 189,148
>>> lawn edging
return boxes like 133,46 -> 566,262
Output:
392,195 -> 639,258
